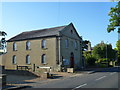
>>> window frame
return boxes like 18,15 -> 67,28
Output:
26,41 -> 31,50
13,42 -> 17,51
26,55 -> 30,64
41,54 -> 46,64
65,39 -> 69,48
74,41 -> 78,49
41,39 -> 46,49
71,30 -> 73,34
12,55 -> 16,64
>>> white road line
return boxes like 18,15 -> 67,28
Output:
110,72 -> 116,75
74,83 -> 87,89
96,76 -> 106,81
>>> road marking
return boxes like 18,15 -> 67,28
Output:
73,83 -> 87,89
96,76 -> 106,81
110,72 -> 116,75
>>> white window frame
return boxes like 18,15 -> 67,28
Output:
42,40 -> 46,49
13,42 -> 17,51
41,54 -> 46,64
26,41 -> 30,50
26,55 -> 30,64
12,55 -> 16,64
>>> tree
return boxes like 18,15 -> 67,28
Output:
83,51 -> 96,66
92,42 -> 116,63
82,40 -> 90,51
0,31 -> 7,36
116,40 -> 120,64
107,1 -> 120,33
0,31 -> 7,54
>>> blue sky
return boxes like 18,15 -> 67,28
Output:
2,2 -> 118,48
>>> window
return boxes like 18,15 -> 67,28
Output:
12,55 -> 16,64
71,41 -> 74,47
26,41 -> 30,50
71,30 -> 73,34
26,55 -> 30,64
42,40 -> 46,48
80,41 -> 82,45
65,39 -> 69,48
74,41 -> 78,49
41,54 -> 46,64
13,42 -> 17,51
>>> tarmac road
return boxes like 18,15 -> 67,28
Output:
32,67 -> 120,89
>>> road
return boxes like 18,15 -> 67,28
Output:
32,67 -> 120,89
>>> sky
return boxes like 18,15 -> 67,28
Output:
1,2 -> 119,48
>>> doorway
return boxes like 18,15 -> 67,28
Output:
70,52 -> 74,68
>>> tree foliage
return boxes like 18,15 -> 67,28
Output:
107,1 -> 120,33
0,31 -> 7,54
92,42 -> 116,61
83,51 -> 96,66
0,31 -> 7,36
82,40 -> 90,51
116,40 -> 120,63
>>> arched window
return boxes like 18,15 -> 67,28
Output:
42,40 -> 46,48
13,42 -> 17,51
26,55 -> 30,64
41,54 -> 46,64
12,55 -> 16,64
26,41 -> 30,50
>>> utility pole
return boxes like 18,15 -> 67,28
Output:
106,41 -> 108,67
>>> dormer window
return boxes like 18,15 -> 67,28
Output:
13,42 -> 17,51
26,41 -> 30,50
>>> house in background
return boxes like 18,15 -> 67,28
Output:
3,23 -> 83,72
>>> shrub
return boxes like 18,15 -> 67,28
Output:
86,57 -> 96,66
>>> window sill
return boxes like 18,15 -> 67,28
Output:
26,49 -> 31,51
42,63 -> 48,65
26,63 -> 31,65
13,50 -> 17,51
42,48 -> 48,50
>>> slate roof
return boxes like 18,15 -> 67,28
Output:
7,25 -> 67,42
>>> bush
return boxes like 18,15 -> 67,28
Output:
97,63 -> 107,68
86,57 -> 96,66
